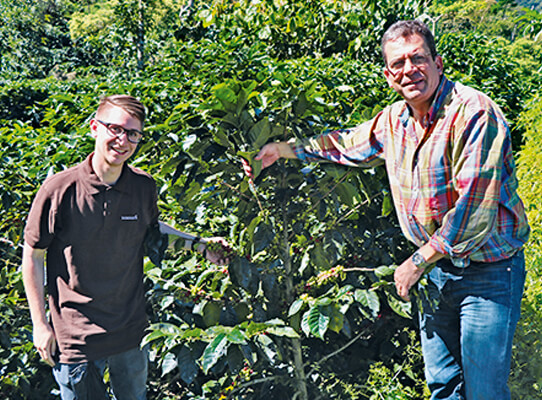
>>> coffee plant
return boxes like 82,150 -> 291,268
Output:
1,0 -> 541,399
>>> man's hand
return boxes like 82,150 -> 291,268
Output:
394,244 -> 445,301
394,258 -> 426,302
22,244 -> 57,366
33,322 -> 57,367
198,238 -> 234,266
254,142 -> 296,169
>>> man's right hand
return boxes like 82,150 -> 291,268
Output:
34,322 -> 57,367
254,142 -> 296,169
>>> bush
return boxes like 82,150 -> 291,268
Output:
511,94 -> 542,400
1,0 -> 542,399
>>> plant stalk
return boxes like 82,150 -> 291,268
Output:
281,171 -> 309,400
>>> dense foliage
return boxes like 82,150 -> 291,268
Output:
512,95 -> 542,398
1,0 -> 541,399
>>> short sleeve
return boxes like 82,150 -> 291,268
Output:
24,183 -> 58,249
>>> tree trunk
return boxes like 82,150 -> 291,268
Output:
281,184 -> 309,400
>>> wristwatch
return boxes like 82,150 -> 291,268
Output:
411,250 -> 430,270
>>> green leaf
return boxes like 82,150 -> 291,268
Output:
374,265 -> 396,278
335,182 -> 359,207
315,296 -> 333,306
181,328 -> 204,340
387,294 -> 412,319
327,305 -> 345,333
195,269 -> 217,287
256,333 -> 280,364
336,285 -> 354,299
381,190 -> 393,216
161,352 -> 178,377
258,25 -> 271,40
309,243 -> 332,269
238,150 -> 262,179
229,256 -> 257,294
213,84 -> 237,113
301,306 -> 330,339
354,289 -> 380,319
211,128 -> 233,149
248,119 -> 271,148
226,327 -> 248,345
177,346 -> 199,384
198,9 -> 214,27
252,223 -> 275,253
141,323 -> 182,347
226,345 -> 245,375
202,301 -> 222,327
294,92 -> 310,117
246,215 -> 262,244
266,326 -> 300,338
201,333 -> 229,374
288,299 -> 304,316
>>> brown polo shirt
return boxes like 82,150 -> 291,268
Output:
24,154 -> 159,363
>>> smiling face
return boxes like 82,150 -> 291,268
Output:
383,34 -> 443,118
90,105 -> 142,170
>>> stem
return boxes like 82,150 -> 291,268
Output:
219,179 -> 253,202
226,376 -> 281,399
248,180 -> 265,213
342,267 -> 379,273
281,169 -> 309,400
305,328 -> 367,378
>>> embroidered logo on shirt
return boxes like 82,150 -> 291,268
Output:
121,214 -> 139,221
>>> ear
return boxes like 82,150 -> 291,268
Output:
435,55 -> 444,75
89,118 -> 99,138
383,68 -> 394,87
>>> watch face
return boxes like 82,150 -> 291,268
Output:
412,252 -> 425,266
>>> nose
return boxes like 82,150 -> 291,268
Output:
402,57 -> 418,74
113,131 -> 131,146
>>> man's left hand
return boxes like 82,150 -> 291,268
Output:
394,259 -> 425,301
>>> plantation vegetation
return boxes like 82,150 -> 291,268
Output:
1,0 -> 541,399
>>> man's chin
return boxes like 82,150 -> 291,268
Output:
107,154 -> 130,166
403,88 -> 427,102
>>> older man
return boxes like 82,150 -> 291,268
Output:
255,20 -> 529,400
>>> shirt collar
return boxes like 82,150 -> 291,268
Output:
426,75 -> 453,127
79,153 -> 130,195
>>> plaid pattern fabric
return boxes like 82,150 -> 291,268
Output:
292,77 -> 529,266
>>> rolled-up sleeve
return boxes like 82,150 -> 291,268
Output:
291,111 -> 388,168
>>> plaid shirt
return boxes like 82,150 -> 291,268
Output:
292,76 -> 529,266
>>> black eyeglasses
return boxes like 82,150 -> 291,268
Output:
96,120 -> 144,144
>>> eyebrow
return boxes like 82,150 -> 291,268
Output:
388,51 -> 428,64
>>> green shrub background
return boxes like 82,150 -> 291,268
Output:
1,0 -> 541,399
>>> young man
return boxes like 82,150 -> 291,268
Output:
22,95 -> 229,400
254,20 -> 529,400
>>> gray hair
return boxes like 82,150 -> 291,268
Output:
381,20 -> 437,65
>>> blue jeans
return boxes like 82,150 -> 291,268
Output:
419,251 -> 525,400
53,346 -> 148,400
